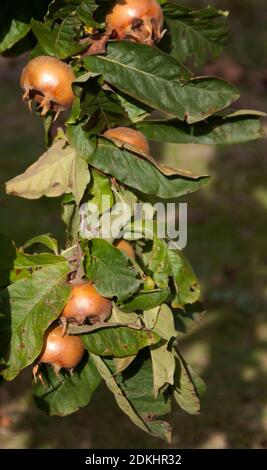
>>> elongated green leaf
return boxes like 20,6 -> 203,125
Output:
150,342 -> 176,397
87,138 -> 208,199
149,239 -> 200,308
0,20 -> 30,54
91,354 -> 149,434
144,304 -> 177,341
46,0 -> 99,28
173,353 -> 201,415
82,326 -> 159,357
84,41 -> 239,124
0,234 -> 16,288
23,234 -> 58,255
33,355 -> 101,416
0,262 -> 70,381
31,16 -> 84,59
121,289 -> 170,313
77,82 -> 127,131
31,20 -> 58,56
0,1 -> 48,53
116,353 -> 172,442
86,239 -> 140,301
136,113 -> 265,145
117,92 -> 151,123
188,365 -> 206,399
14,253 -> 67,270
161,2 -> 229,66
87,169 -> 114,215
67,124 -> 96,158
76,1 -> 99,27
6,138 -> 90,205
55,14 -> 85,58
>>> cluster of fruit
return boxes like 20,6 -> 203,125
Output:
19,0 -> 163,381
34,240 -> 134,379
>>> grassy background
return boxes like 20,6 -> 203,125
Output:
1,0 -> 267,449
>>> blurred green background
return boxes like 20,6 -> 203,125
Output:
1,0 -> 267,449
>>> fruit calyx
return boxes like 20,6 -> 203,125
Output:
61,281 -> 112,326
105,0 -> 165,45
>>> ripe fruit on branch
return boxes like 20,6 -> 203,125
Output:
116,239 -> 135,259
34,324 -> 84,378
105,0 -> 164,45
103,127 -> 150,155
20,56 -> 75,118
61,281 -> 112,325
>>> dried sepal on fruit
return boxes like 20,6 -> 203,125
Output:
20,56 -> 75,119
103,126 -> 150,154
105,0 -> 164,45
33,324 -> 84,382
61,281 -> 112,326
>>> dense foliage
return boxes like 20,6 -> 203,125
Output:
0,0 -> 264,442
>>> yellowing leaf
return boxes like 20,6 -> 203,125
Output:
6,138 -> 90,205
151,343 -> 176,397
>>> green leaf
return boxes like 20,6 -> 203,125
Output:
54,14 -> 85,59
0,20 -> 31,54
116,353 -> 172,442
75,78 -> 127,131
109,305 -> 140,327
88,138 -> 208,199
149,239 -> 200,308
6,137 -> 90,206
92,353 -> 172,442
61,195 -> 81,246
77,1 -> 99,28
116,92 -> 151,123
113,356 -> 136,375
86,239 -> 140,301
121,289 -> 170,313
45,0 -> 81,21
136,112 -> 265,146
23,234 -> 58,255
14,253 -> 67,270
84,41 -> 239,124
0,234 -> 16,288
87,169 -> 114,215
174,302 -> 205,335
161,2 -> 229,67
82,326 -> 159,357
0,262 -> 70,381
144,304 -> 177,341
31,20 -> 58,57
91,354 -> 149,434
67,123 -> 96,158
46,0 -> 99,28
188,365 -> 206,398
31,16 -> 85,59
0,1 -> 48,53
33,355 -> 101,416
150,342 -> 176,397
107,186 -> 138,240
173,353 -> 201,415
